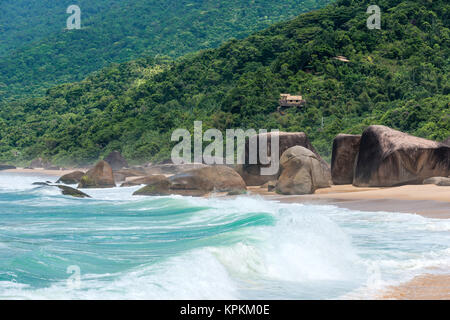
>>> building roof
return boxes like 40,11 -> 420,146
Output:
334,56 -> 350,62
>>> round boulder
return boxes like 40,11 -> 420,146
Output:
276,146 -> 332,195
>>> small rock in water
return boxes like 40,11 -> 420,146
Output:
32,182 -> 91,198
32,182 -> 50,186
56,185 -> 91,198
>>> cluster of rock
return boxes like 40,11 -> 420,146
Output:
133,166 -> 247,197
331,125 -> 450,187
236,132 -> 329,186
47,128 -> 450,199
233,132 -> 332,195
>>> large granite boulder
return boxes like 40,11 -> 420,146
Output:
354,125 -> 450,187
57,171 -> 85,184
276,146 -> 331,195
236,132 -> 329,186
331,134 -> 361,185
423,177 -> 450,186
133,166 -> 247,197
120,175 -> 167,187
78,161 -> 116,188
104,151 -> 128,170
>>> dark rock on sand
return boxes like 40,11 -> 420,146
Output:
133,166 -> 246,197
423,177 -> 450,186
236,132 -> 329,186
78,161 -> 116,188
57,171 -> 85,184
104,151 -> 128,170
0,164 -> 16,170
121,175 -> 167,187
354,125 -> 450,187
276,146 -> 331,195
331,134 -> 361,185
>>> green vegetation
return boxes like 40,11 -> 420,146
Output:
0,0 -> 330,100
0,0 -> 449,166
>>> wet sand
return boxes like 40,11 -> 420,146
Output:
380,274 -> 450,300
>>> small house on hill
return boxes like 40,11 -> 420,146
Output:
279,94 -> 306,108
333,56 -> 350,63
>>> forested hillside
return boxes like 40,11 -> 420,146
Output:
0,0 -> 330,100
0,0 -> 448,166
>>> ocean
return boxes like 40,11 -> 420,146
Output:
0,172 -> 449,299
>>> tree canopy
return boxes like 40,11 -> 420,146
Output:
0,0 -> 448,166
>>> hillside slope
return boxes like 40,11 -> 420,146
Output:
0,0 -> 330,100
0,0 -> 448,165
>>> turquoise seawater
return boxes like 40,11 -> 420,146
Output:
0,172 -> 449,299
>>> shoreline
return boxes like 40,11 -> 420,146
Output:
379,274 -> 450,300
248,184 -> 450,300
249,184 -> 450,219
3,169 -> 450,218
